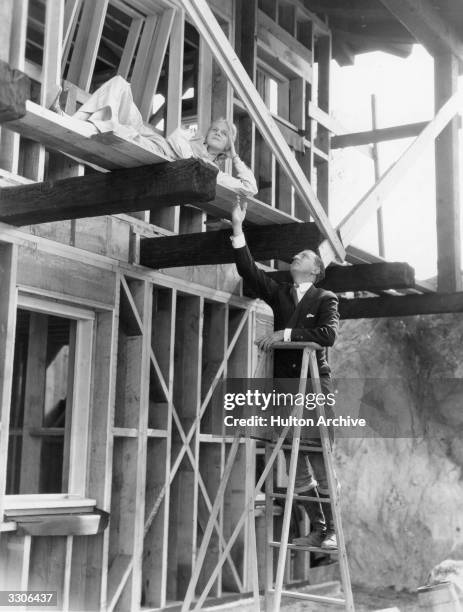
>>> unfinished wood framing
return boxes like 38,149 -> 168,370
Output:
2,0 -> 463,610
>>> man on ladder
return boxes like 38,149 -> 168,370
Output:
230,199 -> 340,551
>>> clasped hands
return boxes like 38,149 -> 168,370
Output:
255,330 -> 285,351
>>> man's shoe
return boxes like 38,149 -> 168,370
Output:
296,474 -> 318,494
292,530 -> 326,548
321,531 -> 337,550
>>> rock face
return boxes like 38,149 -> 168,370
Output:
330,314 -> 463,590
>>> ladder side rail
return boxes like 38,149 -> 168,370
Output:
264,441 -> 274,611
308,351 -> 355,612
192,408 -> 303,612
272,347 -> 311,612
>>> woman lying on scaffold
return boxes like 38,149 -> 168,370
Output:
67,75 -> 257,197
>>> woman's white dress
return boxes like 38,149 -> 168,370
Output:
74,76 -> 258,196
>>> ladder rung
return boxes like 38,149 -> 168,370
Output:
268,588 -> 345,606
270,492 -> 332,503
268,442 -> 324,452
269,541 -> 338,555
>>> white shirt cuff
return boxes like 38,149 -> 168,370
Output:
284,328 -> 292,342
230,233 -> 246,248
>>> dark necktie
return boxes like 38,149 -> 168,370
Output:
290,283 -> 299,307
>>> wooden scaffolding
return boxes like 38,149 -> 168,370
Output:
0,0 -> 462,610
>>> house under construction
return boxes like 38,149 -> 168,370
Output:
0,0 -> 462,610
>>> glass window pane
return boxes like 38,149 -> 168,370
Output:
7,310 -> 75,495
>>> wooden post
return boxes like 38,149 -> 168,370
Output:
138,9 -> 175,121
0,0 -> 28,174
235,0 -> 257,170
168,295 -> 203,600
66,0 -> 109,91
151,9 -> 185,232
371,95 -> 386,258
315,33 -> 331,215
143,287 -> 176,608
0,242 -> 17,517
83,303 -> 120,610
19,313 -> 48,493
434,52 -> 461,292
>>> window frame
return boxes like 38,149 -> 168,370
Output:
4,293 -> 96,513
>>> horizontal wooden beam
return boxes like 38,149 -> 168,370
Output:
331,121 -> 429,149
339,291 -> 463,319
0,60 -> 30,122
344,245 -> 434,293
307,102 -> 344,135
265,262 -> 415,293
0,159 -> 217,225
140,222 -> 322,268
380,0 -> 463,67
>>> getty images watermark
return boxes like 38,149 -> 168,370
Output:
211,377 -> 454,438
222,387 -> 366,429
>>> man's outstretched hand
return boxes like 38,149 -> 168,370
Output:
231,198 -> 247,235
255,330 -> 285,351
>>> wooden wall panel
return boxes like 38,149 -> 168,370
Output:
17,247 -> 116,307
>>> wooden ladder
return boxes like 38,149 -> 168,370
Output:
180,342 -> 355,612
263,342 -> 355,611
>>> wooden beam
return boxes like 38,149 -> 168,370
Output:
0,0 -> 28,174
41,0 -> 64,109
257,10 -> 313,81
179,0 -> 345,265
0,243 -> 17,518
140,222 -> 322,268
151,8 -> 184,232
138,8 -> 175,121
333,89 -> 461,249
265,262 -> 415,293
66,0 -> 109,91
0,159 -> 217,225
331,121 -> 429,149
434,53 -> 462,292
235,0 -> 257,170
346,245 -> 434,294
339,291 -> 463,319
19,313 -> 48,493
0,60 -> 30,122
130,15 -> 158,105
380,0 -> 463,67
307,101 -> 343,135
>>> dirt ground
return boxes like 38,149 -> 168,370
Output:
279,584 -> 421,611
205,583 -> 422,612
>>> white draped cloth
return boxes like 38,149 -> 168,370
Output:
73,76 -> 258,196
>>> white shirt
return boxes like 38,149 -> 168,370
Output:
231,233 -> 312,342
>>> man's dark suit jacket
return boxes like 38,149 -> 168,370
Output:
234,243 -> 339,378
